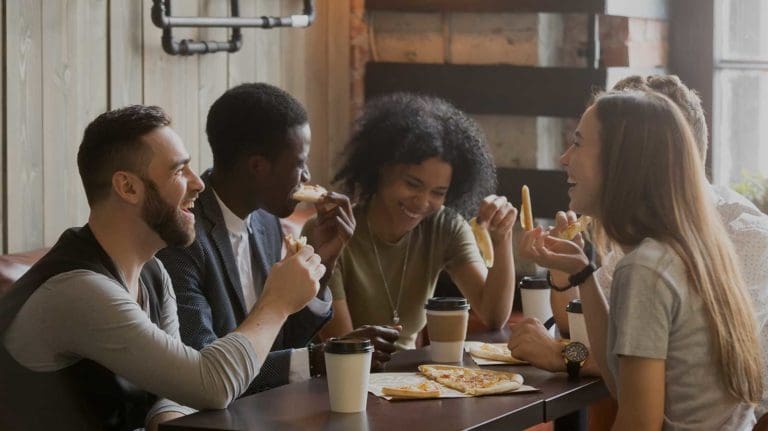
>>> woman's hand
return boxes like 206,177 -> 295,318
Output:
477,194 -> 518,245
519,226 -> 589,275
548,210 -> 584,287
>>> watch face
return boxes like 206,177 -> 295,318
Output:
564,342 -> 589,362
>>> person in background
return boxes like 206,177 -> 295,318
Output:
158,83 -> 399,389
0,105 -> 324,430
518,89 -> 761,429
313,93 -> 517,349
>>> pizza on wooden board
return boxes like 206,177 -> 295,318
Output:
418,364 -> 523,396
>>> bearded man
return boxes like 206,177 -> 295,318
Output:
0,105 -> 325,431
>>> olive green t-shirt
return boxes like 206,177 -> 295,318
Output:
304,205 -> 482,349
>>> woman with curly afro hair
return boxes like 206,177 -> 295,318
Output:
305,93 -> 518,350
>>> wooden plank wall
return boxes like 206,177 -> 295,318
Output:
1,0 -> 350,253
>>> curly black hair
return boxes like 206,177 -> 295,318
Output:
206,83 -> 308,169
333,93 -> 496,218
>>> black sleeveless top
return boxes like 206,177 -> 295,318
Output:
0,225 -> 166,430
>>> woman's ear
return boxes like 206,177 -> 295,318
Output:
112,171 -> 143,205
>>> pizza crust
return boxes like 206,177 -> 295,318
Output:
520,185 -> 534,231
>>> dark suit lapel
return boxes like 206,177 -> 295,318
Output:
248,212 -> 272,298
199,173 -> 248,316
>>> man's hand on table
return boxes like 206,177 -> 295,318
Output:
507,318 -> 565,373
310,325 -> 402,375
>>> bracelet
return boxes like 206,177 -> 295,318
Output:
568,262 -> 597,287
547,270 -> 573,292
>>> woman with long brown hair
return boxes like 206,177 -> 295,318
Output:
521,90 -> 762,429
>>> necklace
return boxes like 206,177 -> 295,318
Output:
366,214 -> 411,325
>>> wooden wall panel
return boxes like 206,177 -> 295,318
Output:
0,0 -> 351,251
109,0 -> 144,108
228,0 -> 283,87
6,0 -> 44,252
327,0 -> 351,182
282,0 -> 330,186
142,0 -> 202,172
42,0 -> 108,245
196,0 -> 229,172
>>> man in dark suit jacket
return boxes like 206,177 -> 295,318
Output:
158,83 -> 399,394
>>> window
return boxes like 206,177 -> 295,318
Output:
712,0 -> 768,185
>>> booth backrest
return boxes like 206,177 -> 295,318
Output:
0,248 -> 50,297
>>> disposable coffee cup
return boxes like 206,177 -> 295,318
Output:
519,277 -> 555,335
324,338 -> 373,413
566,299 -> 589,348
425,297 -> 470,362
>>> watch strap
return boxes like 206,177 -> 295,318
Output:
566,358 -> 582,379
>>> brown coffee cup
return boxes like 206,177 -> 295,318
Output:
425,297 -> 470,362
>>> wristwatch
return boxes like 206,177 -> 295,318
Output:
562,341 -> 589,379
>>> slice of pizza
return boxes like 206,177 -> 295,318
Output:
292,184 -> 328,203
284,233 -> 307,254
469,343 -> 527,364
556,215 -> 592,240
381,381 -> 441,399
469,217 -> 494,268
418,364 -> 523,396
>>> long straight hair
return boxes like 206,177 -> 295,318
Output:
594,90 -> 762,403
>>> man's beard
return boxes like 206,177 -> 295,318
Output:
141,178 -> 195,247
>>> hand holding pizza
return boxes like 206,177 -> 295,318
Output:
307,191 -> 356,267
477,194 -> 518,243
518,227 -> 589,276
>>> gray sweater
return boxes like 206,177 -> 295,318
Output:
2,266 -> 260,424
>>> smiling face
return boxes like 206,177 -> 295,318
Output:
140,127 -> 204,247
371,156 -> 452,239
560,105 -> 603,216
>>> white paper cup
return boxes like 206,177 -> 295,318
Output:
519,277 -> 555,336
425,297 -> 470,362
324,338 -> 373,413
567,299 -> 590,348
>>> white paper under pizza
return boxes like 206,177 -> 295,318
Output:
368,372 -> 538,400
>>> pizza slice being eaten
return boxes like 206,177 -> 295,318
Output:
418,364 -> 523,396
381,381 -> 442,399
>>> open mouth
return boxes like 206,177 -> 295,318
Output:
180,200 -> 195,216
399,203 -> 423,219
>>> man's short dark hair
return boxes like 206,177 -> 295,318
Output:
77,105 -> 170,206
205,83 -> 308,169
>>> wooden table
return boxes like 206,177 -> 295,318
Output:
161,329 -> 608,431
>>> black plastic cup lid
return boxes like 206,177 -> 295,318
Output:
518,276 -> 549,290
324,337 -> 374,354
566,299 -> 583,313
425,297 -> 470,311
